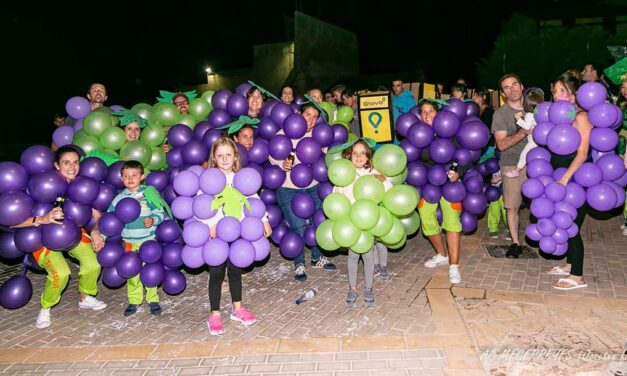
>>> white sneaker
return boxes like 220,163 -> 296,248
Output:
78,296 -> 107,311
35,308 -> 51,329
424,253 -> 449,268
449,265 -> 462,284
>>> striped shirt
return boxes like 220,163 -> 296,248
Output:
108,185 -> 166,244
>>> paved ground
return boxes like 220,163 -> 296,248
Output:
0,208 -> 626,375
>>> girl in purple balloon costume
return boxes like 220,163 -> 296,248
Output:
505,88 -> 545,178
203,137 -> 272,335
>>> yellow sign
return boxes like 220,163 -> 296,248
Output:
357,91 -> 395,144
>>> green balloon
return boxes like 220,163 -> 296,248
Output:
131,103 -> 154,124
372,144 -> 407,177
382,185 -> 419,217
73,135 -> 100,154
328,159 -> 356,187
353,175 -> 385,203
99,127 -> 126,150
387,167 -> 408,186
336,106 -> 354,124
154,103 -> 181,126
83,111 -> 113,137
350,199 -> 380,230
94,106 -> 113,115
322,193 -> 351,221
325,150 -> 344,167
384,234 -> 407,249
399,210 -> 421,235
315,219 -> 339,251
379,217 -> 404,244
319,101 -> 336,121
120,140 -> 152,166
178,114 -> 198,129
351,231 -> 374,254
369,207 -> 394,237
332,218 -> 361,248
147,147 -> 166,170
189,98 -> 212,120
141,124 -> 166,147
72,129 -> 88,143
201,90 -> 215,105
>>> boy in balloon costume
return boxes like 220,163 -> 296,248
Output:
108,160 -> 168,316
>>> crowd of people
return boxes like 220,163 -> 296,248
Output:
27,61 -> 627,334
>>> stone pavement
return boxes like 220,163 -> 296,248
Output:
0,208 -> 626,375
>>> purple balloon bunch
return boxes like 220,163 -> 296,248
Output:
524,83 -> 626,255
99,219 -> 187,295
399,98 -> 492,233
171,167 -> 270,269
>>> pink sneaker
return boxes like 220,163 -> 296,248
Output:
505,170 -> 520,178
207,315 -> 224,335
230,307 -> 257,326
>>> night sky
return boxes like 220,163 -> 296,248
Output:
0,0 -> 605,148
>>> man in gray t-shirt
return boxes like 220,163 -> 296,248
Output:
492,74 -> 531,258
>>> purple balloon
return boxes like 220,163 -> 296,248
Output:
311,157 -> 329,183
429,138 -> 456,164
433,111 -> 460,138
248,139 -> 269,165
525,223 -> 542,241
544,182 -> 566,202
41,218 -> 81,251
533,102 -> 551,123
20,146 -> 55,175
295,137 -> 322,165
590,127 -> 618,152
65,96 -> 92,119
140,262 -> 165,287
233,167 -> 262,196
202,238 -> 229,266
270,221 -> 288,243
190,194 -> 214,220
313,208 -> 326,227
145,171 -> 169,192
156,220 -> 181,243
464,175 -> 484,193
271,103 -> 293,126
332,125 -> 349,145
181,140 -> 209,165
181,244 -> 204,268
0,162 -> 28,194
613,171 -> 627,188
98,212 -> 124,237
317,181 -> 333,200
63,199 -> 92,227
216,216 -> 241,243
573,162 -> 602,187
586,182 -> 617,211
101,266 -> 125,288
268,134 -> 293,161
241,197 -> 265,219
166,147 -> 184,168
173,171 -> 200,197
455,122 -> 490,150
406,162 -> 428,188
279,231 -> 304,258
532,122 -> 555,146
564,182 -> 586,208
548,100 -> 577,125
576,82 -> 607,110
168,124 -> 195,148
105,161 -> 126,190
484,158 -> 500,174
396,113 -> 419,138
252,237 -> 271,261
138,240 -> 163,264
526,159 -> 553,178
263,165 -> 286,190
596,154 -> 624,182
0,191 -> 34,227
408,123 -> 434,148
226,94 -> 249,117
0,275 -> 33,310
554,201 -> 577,220
236,82 -> 253,96
462,192 -> 487,215
422,183 -> 442,204
14,227 -> 42,253
229,239 -> 256,268
530,197 -> 555,218
182,221 -> 209,247
566,223 -> 579,238
283,114 -> 308,139
194,121 -> 212,140
537,218 -> 556,236
606,181 -> 626,208
79,157 -> 107,182
400,139 -> 420,163
588,103 -> 620,128
211,89 -> 232,111
240,216 -> 265,242
67,176 -> 99,206
0,232 -> 24,259
485,186 -> 501,202
551,211 -> 574,230
539,236 -> 557,253
547,125 -> 581,155
554,242 -> 568,256
427,165 -> 448,186
198,168 -> 226,196
290,164 -> 313,188
443,98 -> 466,120
28,171 -> 68,204
92,183 -> 117,212
466,102 -> 480,117
114,197 -> 141,223
303,225 -> 317,247
522,178 -> 544,199
52,125 -> 74,147
291,192 -> 316,219
97,242 -> 124,268
258,117 -> 280,140
526,147 -> 551,163
552,167 -> 567,181
161,243 -> 183,268
460,211 -> 477,232
116,252 -> 142,278
260,189 -> 277,205
266,205 -> 283,228
442,181 -> 466,203
162,269 -> 186,295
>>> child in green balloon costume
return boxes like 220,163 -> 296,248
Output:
330,138 -> 392,308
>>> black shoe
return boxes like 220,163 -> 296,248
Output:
149,302 -> 162,316
505,243 -> 523,259
124,304 -> 138,316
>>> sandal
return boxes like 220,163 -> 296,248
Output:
553,277 -> 588,290
546,265 -> 570,275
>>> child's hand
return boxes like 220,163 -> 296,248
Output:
263,221 -> 272,237
210,226 -> 217,238
491,175 -> 502,184
514,112 -> 523,121
144,217 -> 154,228
90,230 -> 105,252
373,174 -> 386,182
447,171 -> 459,182
282,158 -> 294,171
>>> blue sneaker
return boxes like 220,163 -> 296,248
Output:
311,256 -> 336,270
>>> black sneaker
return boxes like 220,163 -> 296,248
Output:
149,302 -> 162,316
505,243 -> 523,259
294,264 -> 307,282
311,256 -> 336,270
124,304 -> 139,317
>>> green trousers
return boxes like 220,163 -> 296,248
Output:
126,243 -> 159,305
36,241 -> 100,309
487,196 -> 507,233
